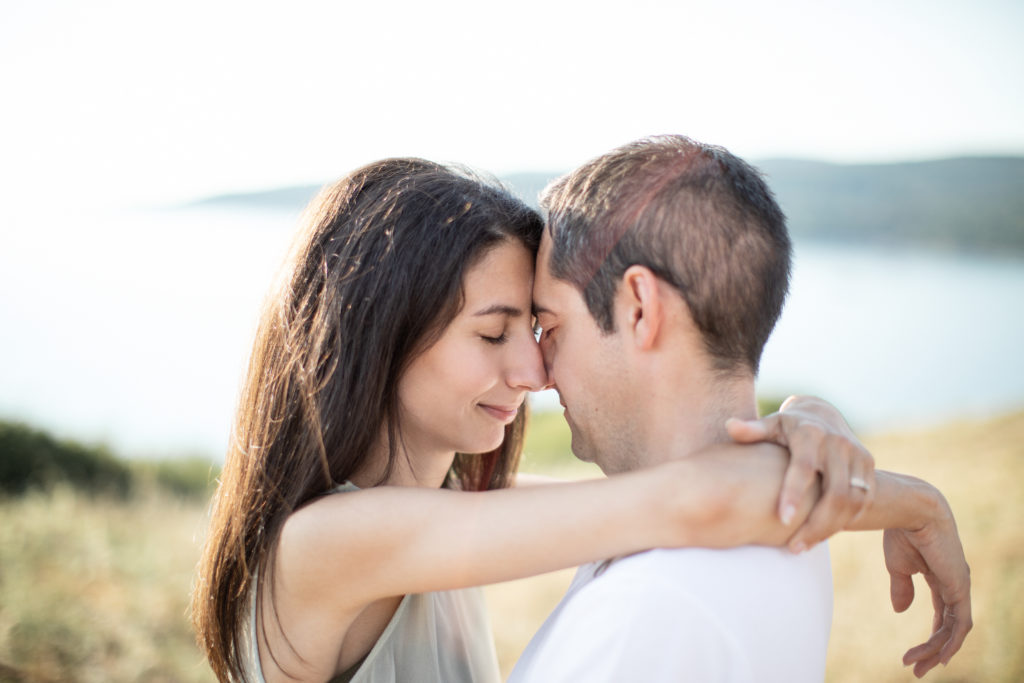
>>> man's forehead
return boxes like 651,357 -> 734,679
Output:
535,230 -> 554,270
531,279 -> 555,318
532,231 -> 584,319
532,233 -> 555,307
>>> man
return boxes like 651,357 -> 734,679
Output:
510,136 -> 970,681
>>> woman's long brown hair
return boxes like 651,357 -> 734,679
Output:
191,159 -> 542,681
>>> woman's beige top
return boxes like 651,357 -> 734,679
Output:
245,482 -> 502,683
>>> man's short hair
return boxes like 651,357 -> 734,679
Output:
542,135 -> 791,375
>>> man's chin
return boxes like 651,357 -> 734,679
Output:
568,433 -> 595,464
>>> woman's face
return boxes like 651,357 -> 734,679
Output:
396,239 -> 548,460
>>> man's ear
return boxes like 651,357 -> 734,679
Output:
619,265 -> 662,351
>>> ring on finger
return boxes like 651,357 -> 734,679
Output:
849,476 -> 870,493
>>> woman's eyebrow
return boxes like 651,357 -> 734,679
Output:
472,304 -> 523,317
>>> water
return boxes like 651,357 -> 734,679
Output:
0,205 -> 299,457
1,206 -> 1022,457
758,243 -> 1024,431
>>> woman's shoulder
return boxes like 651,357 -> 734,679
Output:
273,482 -> 397,615
277,480 -> 445,574
281,481 -> 369,553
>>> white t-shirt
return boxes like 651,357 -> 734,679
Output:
509,543 -> 832,683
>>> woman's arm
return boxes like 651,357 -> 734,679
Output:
277,442 -> 807,611
513,472 -> 570,487
727,394 -> 876,550
847,471 -> 972,678
729,396 -> 972,677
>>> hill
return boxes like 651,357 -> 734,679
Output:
758,156 -> 1024,254
189,157 -> 1024,255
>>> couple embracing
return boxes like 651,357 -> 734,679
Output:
193,135 -> 971,682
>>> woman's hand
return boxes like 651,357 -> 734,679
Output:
879,480 -> 972,677
727,397 -> 973,674
726,395 -> 875,552
666,443 -> 820,549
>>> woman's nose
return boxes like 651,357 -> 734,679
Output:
509,335 -> 552,392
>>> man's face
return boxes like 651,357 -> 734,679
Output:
532,233 -> 638,472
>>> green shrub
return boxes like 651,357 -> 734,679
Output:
521,409 -> 573,470
0,421 -> 133,498
756,395 -> 788,418
132,456 -> 220,500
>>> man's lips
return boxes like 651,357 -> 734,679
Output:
479,403 -> 520,422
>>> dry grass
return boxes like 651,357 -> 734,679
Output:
824,412 -> 1024,682
1,412 -> 1020,681
0,485 -> 214,682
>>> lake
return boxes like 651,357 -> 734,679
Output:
1,205 -> 1021,458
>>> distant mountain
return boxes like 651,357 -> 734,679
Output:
188,173 -> 561,212
189,157 -> 1024,255
757,157 -> 1024,254
499,172 -> 560,208
189,185 -> 322,211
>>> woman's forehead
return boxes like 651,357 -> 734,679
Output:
460,241 -> 535,311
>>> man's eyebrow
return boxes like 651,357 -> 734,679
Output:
472,304 -> 523,317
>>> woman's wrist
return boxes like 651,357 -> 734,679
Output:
852,470 -> 943,533
654,449 -> 790,549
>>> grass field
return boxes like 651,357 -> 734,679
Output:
0,483 -> 215,682
1,410 -> 1021,681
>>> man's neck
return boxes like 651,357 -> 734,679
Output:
626,373 -> 758,471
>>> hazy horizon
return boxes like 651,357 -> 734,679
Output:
2,0 -> 1022,458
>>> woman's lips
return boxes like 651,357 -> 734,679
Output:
479,404 -> 519,423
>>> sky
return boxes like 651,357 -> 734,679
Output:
0,0 -> 1022,456
2,0 -> 1023,209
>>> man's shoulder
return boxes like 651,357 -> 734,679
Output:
585,543 -> 833,621
602,542 -> 829,582
510,553 -> 757,682
510,546 -> 832,683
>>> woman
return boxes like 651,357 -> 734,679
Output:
191,158 -> 833,682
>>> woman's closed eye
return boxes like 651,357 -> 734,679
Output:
481,333 -> 509,345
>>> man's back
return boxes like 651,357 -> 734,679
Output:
510,544 -> 832,682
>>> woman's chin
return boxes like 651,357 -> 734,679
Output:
460,431 -> 506,455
